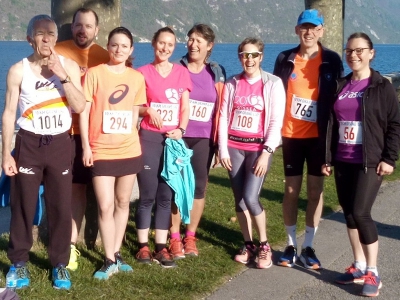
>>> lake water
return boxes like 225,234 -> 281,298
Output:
1,41 -> 400,128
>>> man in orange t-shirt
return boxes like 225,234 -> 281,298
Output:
55,7 -> 109,271
273,9 -> 343,270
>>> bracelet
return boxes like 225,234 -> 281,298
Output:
178,127 -> 186,135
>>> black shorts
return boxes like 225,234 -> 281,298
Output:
91,156 -> 143,177
281,137 -> 323,177
71,135 -> 92,184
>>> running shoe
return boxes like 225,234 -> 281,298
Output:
256,243 -> 273,269
169,238 -> 185,260
52,265 -> 71,290
13,263 -> 30,289
152,248 -> 177,268
234,244 -> 256,264
335,264 -> 365,284
66,244 -> 81,271
93,258 -> 118,280
183,236 -> 199,257
299,247 -> 321,269
136,246 -> 152,264
278,245 -> 297,268
360,271 -> 382,297
115,251 -> 133,272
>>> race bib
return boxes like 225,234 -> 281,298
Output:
338,121 -> 362,144
230,109 -> 260,133
33,107 -> 71,135
290,95 -> 317,122
102,110 -> 132,134
189,99 -> 214,122
150,102 -> 179,126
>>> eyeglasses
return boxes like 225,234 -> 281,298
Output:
298,25 -> 322,33
344,48 -> 370,56
239,52 -> 262,59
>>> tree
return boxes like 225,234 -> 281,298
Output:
51,0 -> 121,48
305,0 -> 344,56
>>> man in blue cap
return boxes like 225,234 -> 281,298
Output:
273,9 -> 343,269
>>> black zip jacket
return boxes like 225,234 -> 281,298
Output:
273,43 -> 343,165
325,69 -> 400,171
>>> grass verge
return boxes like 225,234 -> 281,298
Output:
1,148 -> 398,299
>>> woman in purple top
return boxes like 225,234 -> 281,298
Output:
169,24 -> 226,259
322,32 -> 400,297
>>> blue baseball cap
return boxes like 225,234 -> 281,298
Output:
297,9 -> 324,26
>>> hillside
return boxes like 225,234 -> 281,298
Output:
1,0 -> 400,43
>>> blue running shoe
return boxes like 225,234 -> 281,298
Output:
13,263 -> 30,289
52,265 -> 71,290
115,251 -> 133,272
361,271 -> 382,297
299,247 -> 321,270
93,258 -> 118,280
278,245 -> 297,268
335,264 -> 365,284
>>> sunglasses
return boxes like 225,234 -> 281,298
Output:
239,52 -> 262,59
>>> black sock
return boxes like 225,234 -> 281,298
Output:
244,241 -> 255,249
139,242 -> 149,249
155,243 -> 166,252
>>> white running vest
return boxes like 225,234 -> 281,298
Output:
17,56 -> 72,135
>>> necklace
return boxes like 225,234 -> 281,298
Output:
350,78 -> 367,85
154,63 -> 173,77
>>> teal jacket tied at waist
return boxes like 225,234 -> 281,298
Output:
161,138 -> 195,224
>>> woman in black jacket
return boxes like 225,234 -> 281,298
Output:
322,32 -> 400,297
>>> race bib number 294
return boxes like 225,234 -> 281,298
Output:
103,110 -> 132,134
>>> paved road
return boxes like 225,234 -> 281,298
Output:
207,180 -> 400,300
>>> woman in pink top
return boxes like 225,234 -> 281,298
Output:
218,37 -> 286,269
135,27 -> 192,268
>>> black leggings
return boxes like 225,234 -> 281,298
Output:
334,161 -> 382,245
136,129 -> 173,230
183,137 -> 214,199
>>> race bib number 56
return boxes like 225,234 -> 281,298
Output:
339,121 -> 362,144
290,95 -> 317,123
103,110 -> 132,134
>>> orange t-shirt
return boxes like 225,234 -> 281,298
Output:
281,51 -> 322,138
83,64 -> 146,161
55,40 -> 109,134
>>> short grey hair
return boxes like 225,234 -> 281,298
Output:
27,15 -> 57,39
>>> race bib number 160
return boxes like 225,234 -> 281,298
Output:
103,110 -> 132,134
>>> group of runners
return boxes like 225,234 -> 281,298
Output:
1,7 -> 399,298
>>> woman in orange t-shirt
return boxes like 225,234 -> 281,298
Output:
80,27 -> 146,280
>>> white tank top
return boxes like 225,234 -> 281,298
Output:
17,56 -> 72,135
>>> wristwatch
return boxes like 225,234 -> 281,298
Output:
263,145 -> 274,153
178,127 -> 186,135
60,75 -> 71,84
